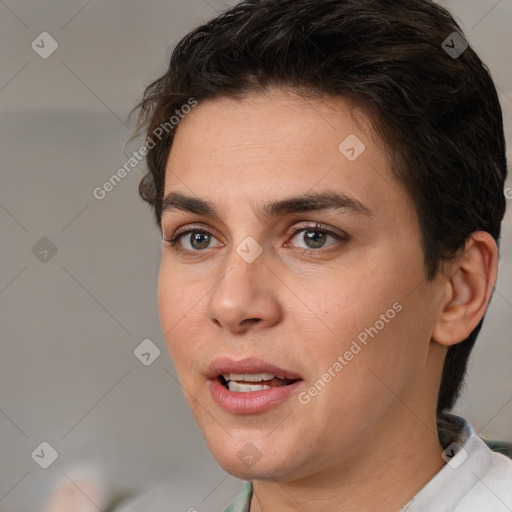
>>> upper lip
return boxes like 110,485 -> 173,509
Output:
207,357 -> 302,381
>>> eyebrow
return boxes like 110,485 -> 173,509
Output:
160,190 -> 373,221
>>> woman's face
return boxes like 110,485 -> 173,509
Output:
157,88 -> 445,482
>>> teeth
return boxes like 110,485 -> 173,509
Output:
222,372 -> 282,382
228,381 -> 272,392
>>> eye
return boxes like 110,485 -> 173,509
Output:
163,223 -> 348,255
163,228 -> 223,252
287,223 -> 348,251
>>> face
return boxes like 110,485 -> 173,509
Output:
157,88 -> 445,482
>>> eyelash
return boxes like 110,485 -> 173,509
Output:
163,223 -> 349,255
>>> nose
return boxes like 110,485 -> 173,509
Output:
206,246 -> 283,333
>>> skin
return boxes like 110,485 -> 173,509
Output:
157,87 -> 497,511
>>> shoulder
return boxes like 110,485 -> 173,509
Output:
408,413 -> 512,511
455,449 -> 512,511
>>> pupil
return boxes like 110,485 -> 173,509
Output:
305,230 -> 326,248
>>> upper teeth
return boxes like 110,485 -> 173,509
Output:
222,373 -> 285,382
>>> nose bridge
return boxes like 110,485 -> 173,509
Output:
219,231 -> 267,287
206,238 -> 281,330
213,236 -> 266,305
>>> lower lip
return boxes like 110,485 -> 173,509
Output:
210,378 -> 303,414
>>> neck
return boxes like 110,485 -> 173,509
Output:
249,411 -> 446,512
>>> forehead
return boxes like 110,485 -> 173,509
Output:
163,88 -> 409,220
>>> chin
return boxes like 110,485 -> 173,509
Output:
207,438 -> 302,482
217,457 -> 294,482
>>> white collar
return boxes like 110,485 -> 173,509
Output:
403,412 -> 504,511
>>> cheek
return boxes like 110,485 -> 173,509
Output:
297,263 -> 422,394
157,263 -> 178,334
157,262 -> 205,362
299,266 -> 400,345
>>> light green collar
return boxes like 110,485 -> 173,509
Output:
223,480 -> 253,511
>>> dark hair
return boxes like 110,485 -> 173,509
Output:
131,0 -> 508,414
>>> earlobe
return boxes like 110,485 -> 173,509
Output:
432,231 -> 498,347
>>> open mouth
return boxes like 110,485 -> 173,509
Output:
219,373 -> 299,392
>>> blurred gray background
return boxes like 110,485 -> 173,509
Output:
1,1 -> 511,511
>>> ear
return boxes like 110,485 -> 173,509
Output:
432,231 -> 498,347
